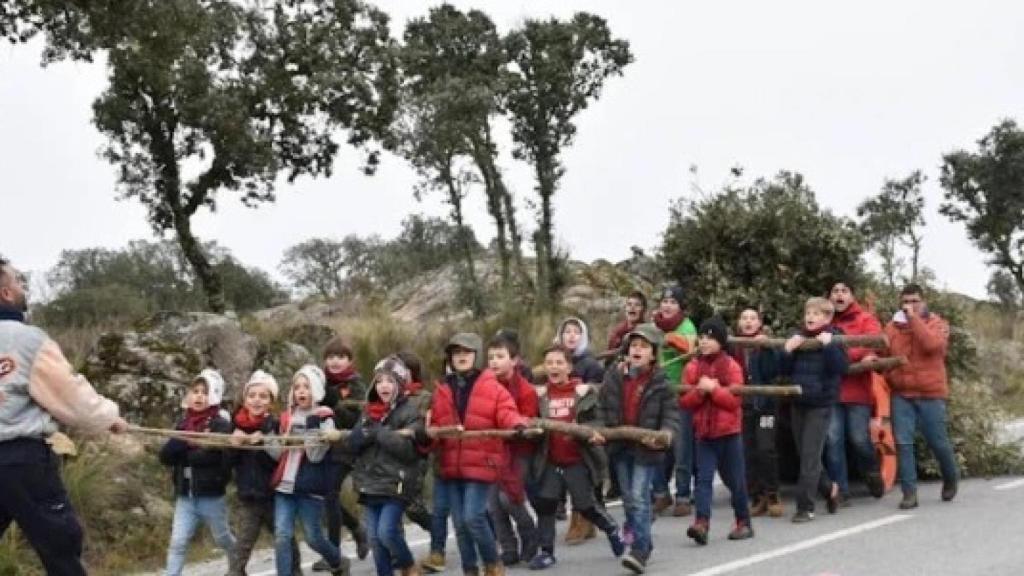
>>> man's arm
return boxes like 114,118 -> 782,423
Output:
29,339 -> 123,434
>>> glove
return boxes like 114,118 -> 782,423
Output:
665,333 -> 691,354
512,424 -> 528,440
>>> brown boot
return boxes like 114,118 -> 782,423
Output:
420,551 -> 446,574
672,499 -> 693,517
565,511 -> 586,545
750,495 -> 768,517
652,494 -> 673,515
483,563 -> 505,576
402,565 -> 424,576
582,515 -> 597,540
766,493 -> 784,518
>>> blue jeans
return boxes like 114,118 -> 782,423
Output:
446,480 -> 497,569
365,499 -> 413,576
654,407 -> 693,500
274,493 -> 341,576
165,496 -> 235,576
613,454 -> 657,555
430,475 -> 451,554
891,395 -> 959,494
824,403 -> 878,494
695,434 -> 750,523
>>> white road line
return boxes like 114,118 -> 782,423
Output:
684,514 -> 913,576
994,478 -> 1024,491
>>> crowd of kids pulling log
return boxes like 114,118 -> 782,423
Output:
0,256 -> 960,576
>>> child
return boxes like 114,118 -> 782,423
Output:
428,332 -> 529,576
598,324 -> 679,575
651,285 -> 697,517
780,297 -> 848,523
320,337 -> 370,565
554,317 -> 605,383
159,369 -> 237,576
396,350 -> 434,532
348,357 -> 425,576
486,334 -> 539,567
680,317 -> 753,545
269,365 -> 347,575
607,290 -> 648,352
528,345 -> 624,570
731,308 -> 783,517
228,371 -> 301,576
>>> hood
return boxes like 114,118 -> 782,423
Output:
554,316 -> 591,357
369,355 -> 410,405
289,364 -> 326,408
184,368 -> 226,409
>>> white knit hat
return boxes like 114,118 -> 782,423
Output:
292,365 -> 326,405
244,370 -> 280,400
183,368 -> 226,408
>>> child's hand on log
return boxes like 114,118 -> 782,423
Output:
784,335 -> 805,353
862,353 -> 878,363
230,429 -> 246,447
697,376 -> 719,393
816,332 -> 833,346
641,432 -> 670,449
248,431 -> 264,445
589,432 -> 606,446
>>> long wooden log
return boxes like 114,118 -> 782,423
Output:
425,426 -> 545,440
528,419 -> 672,448
847,356 -> 907,375
679,384 -> 803,397
729,334 -> 888,350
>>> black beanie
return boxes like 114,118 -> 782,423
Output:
698,316 -> 729,351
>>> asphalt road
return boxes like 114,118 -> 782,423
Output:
151,474 -> 1024,576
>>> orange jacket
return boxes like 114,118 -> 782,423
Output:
883,313 -> 950,399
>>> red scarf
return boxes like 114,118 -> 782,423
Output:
234,407 -> 269,432
654,310 -> 685,333
366,401 -> 389,422
404,381 -> 425,396
802,325 -> 828,338
181,406 -> 219,432
326,366 -> 359,398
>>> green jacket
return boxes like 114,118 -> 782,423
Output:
659,318 -> 697,393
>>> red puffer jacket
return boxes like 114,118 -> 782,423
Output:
679,353 -> 744,440
832,302 -> 882,405
430,369 -> 527,483
498,370 -> 539,459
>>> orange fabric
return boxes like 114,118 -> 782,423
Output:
28,339 -> 119,435
665,332 -> 691,354
883,313 -> 950,399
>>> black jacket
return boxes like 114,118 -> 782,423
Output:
572,351 -> 606,384
159,413 -> 232,498
730,345 -> 782,412
598,366 -> 680,466
321,374 -> 367,464
347,395 -> 424,502
779,328 -> 848,407
228,415 -> 280,501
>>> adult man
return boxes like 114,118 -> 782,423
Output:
0,257 -> 127,575
882,284 -> 959,509
826,280 -> 885,503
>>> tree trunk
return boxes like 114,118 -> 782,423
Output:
480,123 -> 530,289
469,135 -> 511,287
173,211 -> 225,313
443,163 -> 485,317
909,232 -> 922,282
533,155 -> 557,308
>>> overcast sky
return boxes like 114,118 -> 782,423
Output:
3,0 -> 1022,300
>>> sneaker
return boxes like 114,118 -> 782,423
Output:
606,529 -> 626,557
941,477 -> 958,502
866,471 -> 886,498
791,510 -> 814,523
313,559 -> 331,572
652,494 -> 673,515
500,551 -> 520,567
765,493 -> 784,518
672,500 -> 693,517
621,550 -> 647,574
528,552 -> 556,571
420,552 -> 446,574
899,491 -> 919,510
605,485 -> 622,502
686,520 -> 709,546
329,557 -> 351,576
727,520 -> 754,540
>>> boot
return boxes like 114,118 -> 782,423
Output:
463,568 -> 480,576
401,565 -> 423,576
941,477 -> 958,502
652,494 -> 673,515
672,499 -> 693,517
866,471 -> 886,499
765,493 -> 784,518
727,519 -> 754,540
483,563 -> 505,576
564,511 -> 588,545
353,527 -> 370,560
420,552 -> 446,574
749,495 -> 768,517
582,515 -> 597,540
898,490 -> 919,510
686,519 -> 709,546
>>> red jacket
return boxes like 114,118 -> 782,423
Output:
430,369 -> 527,483
680,353 -> 743,440
497,370 -> 539,458
832,302 -> 882,405
883,313 -> 950,399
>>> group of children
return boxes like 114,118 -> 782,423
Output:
157,286 -> 877,576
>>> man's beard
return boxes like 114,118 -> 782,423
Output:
14,293 -> 28,312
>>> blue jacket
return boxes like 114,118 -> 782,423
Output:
730,344 -> 781,412
779,328 -> 848,407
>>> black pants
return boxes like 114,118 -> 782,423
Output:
742,407 -> 780,498
325,462 -> 363,546
790,404 -> 831,513
534,464 -> 617,554
0,439 -> 85,576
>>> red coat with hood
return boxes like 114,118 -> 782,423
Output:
832,301 -> 882,405
679,353 -> 744,439
430,368 -> 528,483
